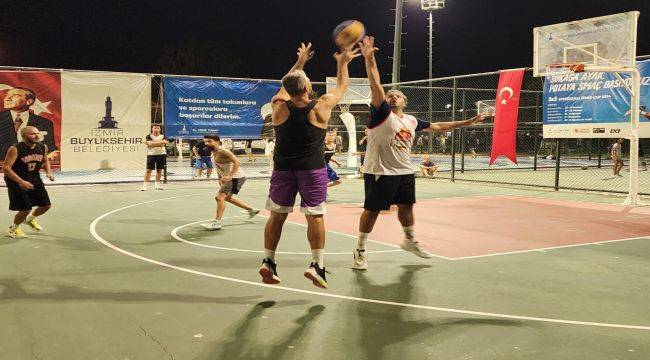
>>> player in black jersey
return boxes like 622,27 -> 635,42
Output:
3,126 -> 54,238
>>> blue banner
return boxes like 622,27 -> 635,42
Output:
543,60 -> 650,138
163,78 -> 280,139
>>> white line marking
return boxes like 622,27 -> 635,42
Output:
451,235 -> 650,260
255,214 -> 454,261
170,218 -> 402,255
89,194 -> 650,331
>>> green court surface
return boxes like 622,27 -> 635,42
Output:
1,179 -> 649,359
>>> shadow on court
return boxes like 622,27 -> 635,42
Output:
196,301 -> 325,360
347,264 -> 526,359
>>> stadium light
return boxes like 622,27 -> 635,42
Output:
421,0 -> 445,11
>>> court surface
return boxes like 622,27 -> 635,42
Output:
1,179 -> 649,359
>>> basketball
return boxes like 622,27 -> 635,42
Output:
332,20 -> 365,49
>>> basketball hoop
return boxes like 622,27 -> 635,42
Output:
545,62 -> 587,74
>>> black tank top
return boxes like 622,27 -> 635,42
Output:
324,143 -> 336,163
273,100 -> 326,170
4,142 -> 46,189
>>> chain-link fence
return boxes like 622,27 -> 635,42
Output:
1,63 -> 648,194
327,63 -> 649,196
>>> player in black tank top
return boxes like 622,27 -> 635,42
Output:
3,126 -> 54,238
273,100 -> 326,170
260,41 -> 360,289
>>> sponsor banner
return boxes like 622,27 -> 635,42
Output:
0,71 -> 61,165
543,60 -> 650,138
61,72 -> 151,170
163,77 -> 280,139
543,124 -> 629,138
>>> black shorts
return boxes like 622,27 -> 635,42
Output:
8,184 -> 51,211
364,173 -> 415,211
147,155 -> 166,170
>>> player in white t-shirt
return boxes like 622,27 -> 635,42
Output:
353,36 -> 490,270
141,124 -> 168,191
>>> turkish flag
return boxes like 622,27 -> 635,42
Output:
489,69 -> 525,165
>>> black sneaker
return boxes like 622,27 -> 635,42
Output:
259,258 -> 281,284
304,262 -> 328,289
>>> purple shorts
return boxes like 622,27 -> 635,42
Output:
266,168 -> 328,215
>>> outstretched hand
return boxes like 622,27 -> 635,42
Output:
333,45 -> 361,64
297,42 -> 315,64
358,36 -> 379,59
472,112 -> 493,124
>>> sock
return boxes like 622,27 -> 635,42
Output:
212,219 -> 221,225
26,214 -> 36,223
357,232 -> 369,250
142,181 -> 148,187
264,248 -> 276,261
311,249 -> 324,267
10,224 -> 18,230
403,225 -> 415,240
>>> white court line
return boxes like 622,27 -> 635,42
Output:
451,235 -> 650,261
89,194 -> 650,331
255,214 -> 454,261
170,218 -> 402,255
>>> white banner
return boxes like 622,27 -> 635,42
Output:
61,72 -> 151,171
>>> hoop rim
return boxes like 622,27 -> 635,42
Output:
545,62 -> 587,73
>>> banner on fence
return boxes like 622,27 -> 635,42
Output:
61,72 -> 151,171
543,60 -> 650,138
0,71 -> 61,165
163,77 -> 280,139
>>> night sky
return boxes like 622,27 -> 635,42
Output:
1,0 -> 649,82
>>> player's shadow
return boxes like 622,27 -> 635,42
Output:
197,301 -> 325,360
0,278 -> 268,305
348,264 -> 524,359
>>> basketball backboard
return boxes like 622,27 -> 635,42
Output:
326,77 -> 371,106
533,11 -> 639,77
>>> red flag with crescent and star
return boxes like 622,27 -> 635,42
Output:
489,69 -> 525,165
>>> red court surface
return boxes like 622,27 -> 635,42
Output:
278,196 -> 650,259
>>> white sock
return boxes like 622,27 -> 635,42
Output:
311,249 -> 324,267
357,232 -> 369,250
10,224 -> 18,230
403,225 -> 415,240
212,219 -> 221,225
264,248 -> 276,261
142,181 -> 148,187
26,214 -> 36,222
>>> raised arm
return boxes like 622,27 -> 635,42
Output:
273,42 -> 315,102
318,45 -> 361,109
359,36 -> 385,109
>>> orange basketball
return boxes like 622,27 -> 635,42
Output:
332,20 -> 365,49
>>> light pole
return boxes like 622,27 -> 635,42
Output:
391,0 -> 406,85
420,0 -> 445,152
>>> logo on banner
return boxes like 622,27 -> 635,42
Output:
592,128 -> 605,133
573,128 -> 589,134
69,95 -> 142,152
610,129 -> 621,133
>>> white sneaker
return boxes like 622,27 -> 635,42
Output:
400,239 -> 432,259
247,209 -> 260,219
352,248 -> 368,270
140,184 -> 147,191
201,220 -> 222,230
154,183 -> 163,190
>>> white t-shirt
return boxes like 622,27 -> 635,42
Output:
265,141 -> 275,156
146,134 -> 167,156
214,149 -> 246,179
361,101 -> 430,175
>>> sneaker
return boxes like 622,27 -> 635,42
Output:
304,262 -> 329,289
352,248 -> 368,270
24,219 -> 43,231
7,226 -> 28,239
154,183 -> 163,190
400,239 -> 432,259
259,258 -> 281,284
140,184 -> 147,191
247,209 -> 260,219
201,220 -> 222,230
